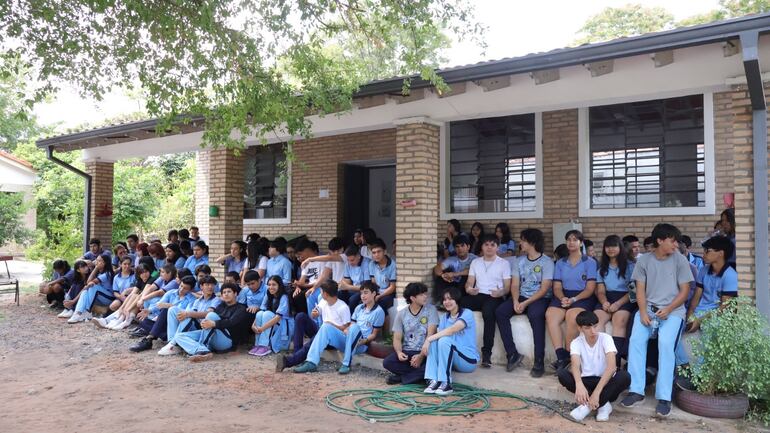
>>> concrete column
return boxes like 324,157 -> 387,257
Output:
394,118 -> 441,297
85,160 -> 114,248
207,148 -> 245,280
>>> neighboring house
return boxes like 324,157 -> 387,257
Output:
36,14 -> 770,317
0,150 -> 37,234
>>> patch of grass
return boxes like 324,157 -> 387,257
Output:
20,284 -> 37,294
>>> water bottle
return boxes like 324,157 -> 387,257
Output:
650,306 -> 660,339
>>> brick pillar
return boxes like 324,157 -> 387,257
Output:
394,118 -> 440,297
207,148 -> 244,280
85,160 -> 114,248
194,150 -> 211,240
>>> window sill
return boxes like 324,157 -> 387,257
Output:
578,205 -> 715,217
440,210 -> 543,220
243,218 -> 291,225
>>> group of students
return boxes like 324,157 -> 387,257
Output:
433,217 -> 737,420
39,217 -> 738,422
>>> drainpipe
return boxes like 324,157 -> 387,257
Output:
739,31 -> 770,318
46,146 -> 91,252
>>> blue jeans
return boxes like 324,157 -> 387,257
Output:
628,310 -> 684,401
306,323 -> 347,365
341,323 -> 368,367
424,338 -> 478,384
174,312 -> 233,355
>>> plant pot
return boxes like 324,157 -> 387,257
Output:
366,341 -> 394,359
674,388 -> 749,419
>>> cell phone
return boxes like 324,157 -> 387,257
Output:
650,305 -> 659,313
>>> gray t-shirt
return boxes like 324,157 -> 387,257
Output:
394,303 -> 439,352
631,251 -> 694,320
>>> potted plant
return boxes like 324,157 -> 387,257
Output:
675,297 -> 770,421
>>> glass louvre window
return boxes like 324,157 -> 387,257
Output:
243,143 -> 288,219
449,114 -> 536,213
589,94 -> 705,209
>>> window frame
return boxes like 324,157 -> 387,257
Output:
440,112 -> 544,220
242,143 -> 292,225
578,92 -> 715,217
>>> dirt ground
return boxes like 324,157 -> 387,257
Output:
0,292 -> 759,433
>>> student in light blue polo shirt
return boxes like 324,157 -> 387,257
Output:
215,240 -> 248,274
433,235 -> 476,305
423,287 -> 479,395
680,235 -> 705,273
442,219 -> 462,258
249,276 -> 294,356
593,235 -> 636,367
183,241 -> 209,274
80,238 -> 110,264
495,228 -> 553,377
339,245 -> 371,309
157,275 -> 221,356
495,223 -> 516,257
365,238 -> 397,314
111,243 -> 135,272
338,281 -> 385,374
129,275 -> 197,352
687,235 -> 737,332
68,254 -> 115,324
109,256 -> 136,310
164,243 -> 187,270
238,270 -> 265,315
546,230 -> 598,371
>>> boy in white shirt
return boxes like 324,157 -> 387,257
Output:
557,310 -> 631,422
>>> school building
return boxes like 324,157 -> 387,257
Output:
38,14 -> 770,319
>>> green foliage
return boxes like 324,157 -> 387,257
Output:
689,297 -> 770,423
0,53 -> 40,150
720,0 -> 770,17
574,4 -> 674,45
0,191 -> 31,246
0,0 -> 482,150
676,10 -> 728,27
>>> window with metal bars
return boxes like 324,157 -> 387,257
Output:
589,94 -> 705,209
449,113 -> 536,213
243,143 -> 288,219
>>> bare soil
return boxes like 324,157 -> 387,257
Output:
0,293 -> 756,433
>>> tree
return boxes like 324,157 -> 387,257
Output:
0,53 -> 40,150
0,192 -> 31,246
720,0 -> 770,17
574,4 -> 675,45
0,1 -> 482,150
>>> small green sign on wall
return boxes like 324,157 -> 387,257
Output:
209,205 -> 219,217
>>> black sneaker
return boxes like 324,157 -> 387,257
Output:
129,337 -> 153,353
620,392 -> 645,408
435,382 -> 454,395
555,358 -> 571,372
424,380 -> 440,394
129,328 -> 149,338
506,352 -> 523,372
656,400 -> 671,417
481,353 -> 492,368
386,374 -> 401,385
530,362 -> 545,378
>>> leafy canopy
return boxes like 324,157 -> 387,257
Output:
574,4 -> 674,45
0,0 -> 482,149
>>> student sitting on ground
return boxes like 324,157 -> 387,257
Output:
129,264 -> 182,339
433,235 -> 477,306
184,241 -> 209,275
215,240 -> 248,274
546,230 -> 597,371
383,282 -> 439,385
359,228 -> 377,260
68,254 -> 115,324
41,259 -> 74,309
442,219 -> 462,258
168,229 -> 180,245
494,223 -> 516,257
620,224 -> 694,418
102,262 -> 156,329
422,287 -> 479,395
300,237 -> 347,287
57,260 -> 90,319
275,280 -> 351,373
686,235 -> 737,332
79,238 -> 109,265
249,276 -> 294,357
107,256 -> 137,310
157,275 -> 221,356
147,242 -> 167,271
165,243 -> 187,270
238,270 -> 264,318
337,245 -> 371,308
242,237 -> 269,285
495,228 -> 553,377
111,243 -> 135,273
126,234 -> 139,255
593,235 -> 636,367
338,281 -> 385,374
285,238 -> 302,281
129,275 -> 198,352
188,226 -> 201,243
293,240 -> 326,315
224,271 -> 240,285
174,283 -> 251,362
362,238 -> 397,314
192,264 -> 215,293
557,311 -> 631,422
464,233 -> 511,368
133,242 -> 149,267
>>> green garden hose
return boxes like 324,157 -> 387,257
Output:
325,383 -> 579,423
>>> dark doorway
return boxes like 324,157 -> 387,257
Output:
341,161 -> 396,248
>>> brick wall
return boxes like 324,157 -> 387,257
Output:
394,121 -> 441,294
242,128 -> 396,241
438,91 -> 740,292
194,150 -> 211,241
86,160 -> 114,248
208,148 -> 245,280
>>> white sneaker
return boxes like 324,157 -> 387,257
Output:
67,311 -> 91,324
570,404 -> 591,422
113,316 -> 134,330
57,309 -> 74,318
92,317 -> 109,329
596,402 -> 612,422
158,343 -> 179,356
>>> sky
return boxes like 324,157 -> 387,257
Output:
33,0 -> 720,131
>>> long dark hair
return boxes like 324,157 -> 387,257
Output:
96,253 -> 114,283
444,219 -> 461,247
73,260 -> 89,285
265,275 -> 286,313
495,222 -> 512,244
469,222 -> 484,255
165,243 -> 182,264
248,237 -> 269,269
232,240 -> 247,260
599,235 -> 629,279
